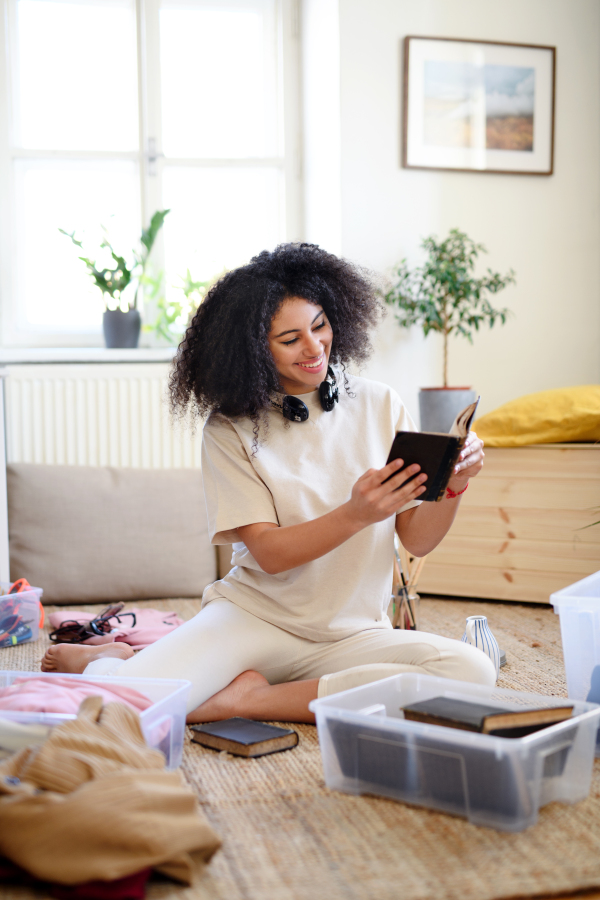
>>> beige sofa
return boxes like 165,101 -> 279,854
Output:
7,463 -> 217,604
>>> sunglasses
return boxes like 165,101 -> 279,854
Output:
49,603 -> 137,644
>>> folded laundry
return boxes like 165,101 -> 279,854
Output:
48,607 -> 184,649
0,677 -> 152,715
0,718 -> 52,756
0,695 -> 221,885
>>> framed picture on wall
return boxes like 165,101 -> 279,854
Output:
403,36 -> 556,175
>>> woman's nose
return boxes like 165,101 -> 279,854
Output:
304,332 -> 323,355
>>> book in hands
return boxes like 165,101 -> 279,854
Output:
401,696 -> 574,738
190,717 -> 299,757
386,398 -> 480,502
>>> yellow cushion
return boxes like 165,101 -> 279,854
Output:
473,385 -> 600,447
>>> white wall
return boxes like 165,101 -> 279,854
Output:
306,0 -> 600,423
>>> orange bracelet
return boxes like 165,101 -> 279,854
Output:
446,482 -> 469,500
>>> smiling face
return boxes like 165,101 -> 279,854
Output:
268,296 -> 334,395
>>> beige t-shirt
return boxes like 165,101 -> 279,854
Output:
201,373 -> 420,641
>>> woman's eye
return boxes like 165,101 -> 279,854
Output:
280,319 -> 326,345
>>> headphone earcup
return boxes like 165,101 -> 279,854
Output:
280,367 -> 338,420
319,381 -> 336,412
282,395 -> 310,422
319,366 -> 339,412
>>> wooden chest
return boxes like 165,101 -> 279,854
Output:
418,444 -> 600,604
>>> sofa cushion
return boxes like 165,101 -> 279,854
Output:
7,464 -> 216,604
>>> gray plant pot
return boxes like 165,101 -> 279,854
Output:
103,309 -> 141,349
419,387 -> 477,433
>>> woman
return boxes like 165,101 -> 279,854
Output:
43,244 -> 495,721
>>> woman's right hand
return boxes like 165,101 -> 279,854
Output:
237,459 -> 427,575
347,459 -> 427,528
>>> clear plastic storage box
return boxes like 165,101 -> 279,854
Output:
309,673 -> 600,832
0,583 -> 43,646
550,571 -> 600,705
0,671 -> 191,768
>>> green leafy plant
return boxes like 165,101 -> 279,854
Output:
383,228 -> 515,387
142,268 -> 212,345
59,209 -> 170,311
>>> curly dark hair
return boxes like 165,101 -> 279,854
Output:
169,243 -> 382,425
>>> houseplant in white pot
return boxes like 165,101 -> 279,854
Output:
383,228 -> 515,432
60,209 -> 169,348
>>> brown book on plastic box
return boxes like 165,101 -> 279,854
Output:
190,717 -> 299,757
402,696 -> 574,738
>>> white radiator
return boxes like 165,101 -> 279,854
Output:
4,363 -> 202,468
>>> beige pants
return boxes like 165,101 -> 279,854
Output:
85,597 -> 496,713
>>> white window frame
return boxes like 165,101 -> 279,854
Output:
0,0 -> 303,348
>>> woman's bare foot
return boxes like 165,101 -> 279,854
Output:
186,670 -> 318,725
41,642 -> 134,674
186,671 -> 268,724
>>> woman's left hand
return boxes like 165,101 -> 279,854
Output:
446,431 -> 484,492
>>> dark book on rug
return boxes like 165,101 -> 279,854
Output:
190,717 -> 299,757
401,696 -> 574,738
386,398 -> 480,502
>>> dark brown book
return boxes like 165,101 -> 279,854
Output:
190,717 -> 299,757
402,696 -> 574,738
386,399 -> 479,502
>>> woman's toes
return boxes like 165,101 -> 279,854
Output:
39,642 -> 133,675
40,647 -> 59,671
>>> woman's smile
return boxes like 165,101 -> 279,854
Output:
296,353 -> 325,372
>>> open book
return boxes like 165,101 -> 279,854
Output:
386,398 -> 480,502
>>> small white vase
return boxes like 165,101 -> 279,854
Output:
461,615 -> 500,677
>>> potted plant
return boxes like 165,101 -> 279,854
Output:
142,268 -> 211,345
60,209 -> 169,348
383,228 -> 515,432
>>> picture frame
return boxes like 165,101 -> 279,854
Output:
402,36 -> 556,175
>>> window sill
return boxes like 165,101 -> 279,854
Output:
0,347 -> 178,365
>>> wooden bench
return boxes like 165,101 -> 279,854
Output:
418,444 -> 600,604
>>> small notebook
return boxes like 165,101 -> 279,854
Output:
402,696 -> 574,738
386,398 -> 480,502
190,717 -> 299,757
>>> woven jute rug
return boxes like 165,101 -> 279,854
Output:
2,596 -> 600,900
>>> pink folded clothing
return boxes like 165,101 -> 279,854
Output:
48,608 -> 184,649
0,677 -> 152,714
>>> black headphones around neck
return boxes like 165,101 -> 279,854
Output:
273,366 -> 339,422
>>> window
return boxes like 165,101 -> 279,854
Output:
0,0 -> 301,346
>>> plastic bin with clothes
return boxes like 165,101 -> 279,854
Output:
0,670 -> 191,768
